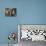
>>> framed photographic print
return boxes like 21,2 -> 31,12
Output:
5,8 -> 16,16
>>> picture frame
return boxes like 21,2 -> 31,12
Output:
5,8 -> 16,16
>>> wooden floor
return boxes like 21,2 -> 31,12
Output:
19,40 -> 46,46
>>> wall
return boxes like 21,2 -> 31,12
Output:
0,0 -> 46,44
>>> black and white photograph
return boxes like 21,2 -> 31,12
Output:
5,8 -> 16,16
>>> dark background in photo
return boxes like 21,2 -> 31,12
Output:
5,8 -> 16,16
